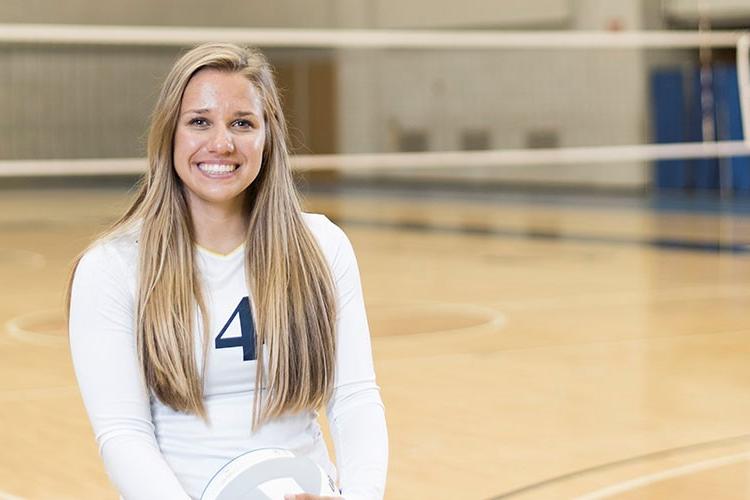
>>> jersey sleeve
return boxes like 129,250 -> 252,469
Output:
68,243 -> 190,500
323,222 -> 389,500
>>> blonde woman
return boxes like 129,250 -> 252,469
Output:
68,43 -> 387,500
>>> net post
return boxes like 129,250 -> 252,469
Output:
737,33 -> 750,146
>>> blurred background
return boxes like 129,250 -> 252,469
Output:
4,1 -> 750,499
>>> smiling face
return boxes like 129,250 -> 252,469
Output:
173,68 -> 266,214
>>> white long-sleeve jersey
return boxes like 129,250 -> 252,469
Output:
69,213 -> 388,500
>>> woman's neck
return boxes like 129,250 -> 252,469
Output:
188,198 -> 248,255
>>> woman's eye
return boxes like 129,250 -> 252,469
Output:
189,118 -> 208,127
233,119 -> 252,128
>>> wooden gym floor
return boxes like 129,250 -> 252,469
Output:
2,182 -> 750,499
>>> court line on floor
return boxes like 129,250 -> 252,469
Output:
4,308 -> 66,346
489,433 -> 750,499
494,284 -> 750,312
496,327 -> 750,356
0,490 -> 24,500
369,300 -> 506,339
307,180 -> 750,215
575,451 -> 750,499
374,327 -> 750,364
0,248 -> 45,270
337,216 -> 750,254
4,302 -> 506,346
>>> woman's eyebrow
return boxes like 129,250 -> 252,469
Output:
180,109 -> 258,117
181,108 -> 210,116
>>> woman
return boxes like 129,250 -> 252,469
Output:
68,42 -> 388,500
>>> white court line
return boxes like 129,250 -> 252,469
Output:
0,490 -> 25,500
0,248 -> 45,270
496,284 -> 750,312
4,309 -> 66,346
368,300 -> 506,340
575,451 -> 750,499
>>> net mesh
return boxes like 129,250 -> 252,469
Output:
0,29 -> 748,188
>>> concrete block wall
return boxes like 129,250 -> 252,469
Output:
0,46 -> 177,159
336,0 -> 654,189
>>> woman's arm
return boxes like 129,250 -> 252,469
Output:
324,223 -> 389,500
69,243 -> 190,500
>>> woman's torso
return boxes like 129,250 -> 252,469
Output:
113,214 -> 335,498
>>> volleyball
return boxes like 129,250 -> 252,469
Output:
201,448 -> 338,500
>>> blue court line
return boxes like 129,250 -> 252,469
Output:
650,194 -> 750,215
305,182 -> 750,216
335,217 -> 750,255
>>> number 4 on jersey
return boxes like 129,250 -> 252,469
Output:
215,296 -> 256,361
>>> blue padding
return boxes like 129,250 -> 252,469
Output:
650,69 -> 688,190
714,64 -> 750,193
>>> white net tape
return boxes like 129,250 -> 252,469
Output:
0,24 -> 744,49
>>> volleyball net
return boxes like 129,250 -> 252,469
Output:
0,24 -> 749,190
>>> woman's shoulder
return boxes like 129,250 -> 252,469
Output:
78,225 -> 140,273
301,212 -> 357,273
301,212 -> 348,247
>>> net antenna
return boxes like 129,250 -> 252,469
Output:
695,5 -> 725,196
698,10 -> 715,150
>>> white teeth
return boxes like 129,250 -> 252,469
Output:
197,163 -> 238,174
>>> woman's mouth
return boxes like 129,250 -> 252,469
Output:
196,162 -> 239,176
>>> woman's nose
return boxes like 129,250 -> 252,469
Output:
208,128 -> 235,154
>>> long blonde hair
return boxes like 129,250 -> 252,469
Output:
67,43 -> 337,428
